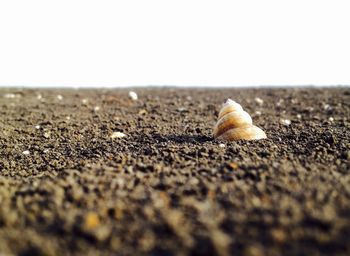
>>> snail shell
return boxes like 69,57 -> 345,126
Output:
214,99 -> 267,141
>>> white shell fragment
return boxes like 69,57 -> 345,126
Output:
213,99 -> 267,141
280,119 -> 291,126
128,91 -> 138,101
254,97 -> 264,106
111,132 -> 126,139
22,150 -> 30,155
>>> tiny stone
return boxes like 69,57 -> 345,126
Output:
57,95 -> 63,100
82,99 -> 89,105
84,212 -> 100,230
254,97 -> 264,105
37,94 -> 42,100
244,245 -> 264,256
35,125 -> 41,129
43,132 -> 50,138
66,116 -> 71,120
128,91 -> 138,100
4,93 -> 17,99
270,228 -> 286,244
255,111 -> 261,116
296,114 -> 302,119
276,99 -> 284,106
94,106 -> 100,112
189,177 -> 199,185
280,119 -> 291,126
94,226 -> 111,242
323,104 -> 331,110
138,109 -> 148,115
210,229 -> 231,254
22,150 -> 30,155
111,132 -> 126,139
177,107 -> 186,112
219,143 -> 226,148
329,117 -> 334,122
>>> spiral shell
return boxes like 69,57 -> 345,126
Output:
213,99 -> 267,141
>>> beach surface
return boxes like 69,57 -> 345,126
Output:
0,88 -> 349,255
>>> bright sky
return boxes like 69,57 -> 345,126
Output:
0,0 -> 349,87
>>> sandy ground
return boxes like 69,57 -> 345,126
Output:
0,88 -> 349,256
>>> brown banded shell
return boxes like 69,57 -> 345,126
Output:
213,99 -> 267,141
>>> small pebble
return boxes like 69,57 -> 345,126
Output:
35,125 -> 41,129
255,111 -> 261,116
296,114 -> 302,119
84,212 -> 100,230
22,150 -> 30,155
177,107 -> 187,112
244,245 -> 264,256
43,132 -> 50,138
280,119 -> 291,126
128,91 -> 138,101
189,177 -> 199,185
94,106 -> 100,112
276,99 -> 284,106
219,143 -> 226,148
254,97 -> 264,106
4,93 -> 18,99
270,228 -> 286,244
111,132 -> 126,139
329,117 -> 334,122
323,104 -> 331,110
229,162 -> 239,169
138,109 -> 148,115
82,99 -> 89,105
37,94 -> 42,100
57,95 -> 63,100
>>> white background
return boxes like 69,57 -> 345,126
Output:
0,0 -> 349,87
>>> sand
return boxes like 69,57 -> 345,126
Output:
0,88 -> 349,255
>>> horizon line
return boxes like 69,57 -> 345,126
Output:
0,84 -> 349,89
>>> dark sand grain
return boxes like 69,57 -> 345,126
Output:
0,88 -> 349,255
